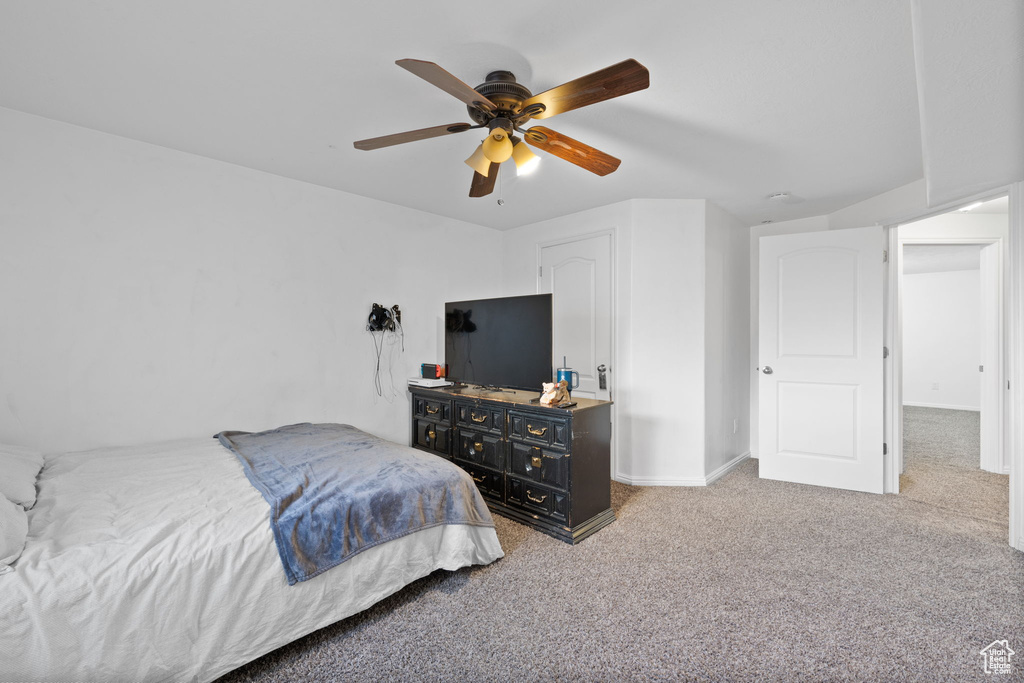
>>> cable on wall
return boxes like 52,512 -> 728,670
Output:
367,303 -> 403,400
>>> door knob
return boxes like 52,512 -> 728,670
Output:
761,366 -> 773,375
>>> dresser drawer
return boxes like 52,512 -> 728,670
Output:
508,410 -> 569,450
459,463 -> 504,502
509,441 -> 569,491
414,397 -> 452,425
455,402 -> 504,435
456,431 -> 505,471
506,477 -> 568,523
411,387 -> 614,544
414,419 -> 451,457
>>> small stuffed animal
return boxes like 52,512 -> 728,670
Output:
540,379 -> 571,405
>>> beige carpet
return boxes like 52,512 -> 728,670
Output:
218,409 -> 1021,682
900,406 -> 1010,526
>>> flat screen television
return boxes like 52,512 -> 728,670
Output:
445,294 -> 552,391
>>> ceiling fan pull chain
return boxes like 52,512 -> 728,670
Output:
497,168 -> 504,206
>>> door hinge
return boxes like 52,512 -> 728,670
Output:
979,365 -> 984,372
883,346 -> 889,359
883,250 -> 888,263
883,442 -> 888,455
538,266 -> 542,277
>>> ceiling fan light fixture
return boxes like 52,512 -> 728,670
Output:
464,144 -> 491,176
512,140 -> 540,176
354,57 -> 651,197
482,131 -> 514,164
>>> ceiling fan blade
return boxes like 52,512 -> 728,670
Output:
521,59 -> 650,120
353,122 -> 474,151
469,162 -> 499,197
523,126 -> 621,176
396,59 -> 497,113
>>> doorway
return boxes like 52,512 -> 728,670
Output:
537,230 -> 616,473
538,231 -> 613,402
891,196 -> 1010,522
899,240 -> 1010,521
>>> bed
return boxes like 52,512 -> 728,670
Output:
0,425 -> 504,682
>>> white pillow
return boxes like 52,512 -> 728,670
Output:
0,444 -> 45,508
0,494 -> 29,574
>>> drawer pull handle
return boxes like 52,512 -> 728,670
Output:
427,430 -> 436,440
472,474 -> 486,483
526,424 -> 547,436
470,412 -> 487,423
531,455 -> 543,469
473,441 -> 484,452
526,491 -> 547,504
426,405 -> 439,415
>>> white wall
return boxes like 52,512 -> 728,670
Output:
902,269 -> 981,409
501,198 -> 749,485
1,107 -> 751,486
500,199 -> 710,484
0,108 -> 503,453
704,202 -> 750,475
629,200 -> 707,484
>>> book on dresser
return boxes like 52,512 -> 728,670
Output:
409,384 -> 614,544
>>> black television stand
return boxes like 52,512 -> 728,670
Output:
409,384 -> 615,544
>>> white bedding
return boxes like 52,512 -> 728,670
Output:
0,436 -> 503,682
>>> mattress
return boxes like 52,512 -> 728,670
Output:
0,436 -> 503,682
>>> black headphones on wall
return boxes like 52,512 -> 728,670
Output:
367,303 -> 401,332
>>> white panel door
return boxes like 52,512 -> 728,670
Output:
759,226 -> 884,493
540,234 -> 612,400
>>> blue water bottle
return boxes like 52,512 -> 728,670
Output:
556,356 -> 580,395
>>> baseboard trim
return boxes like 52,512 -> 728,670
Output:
705,451 -> 751,485
614,451 -> 751,487
613,474 -> 708,487
903,402 -> 980,412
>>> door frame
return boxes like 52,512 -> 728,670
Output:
891,235 -> 1004,475
535,228 -> 619,478
882,181 -> 1023,552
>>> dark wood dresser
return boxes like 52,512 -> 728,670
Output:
409,385 -> 614,544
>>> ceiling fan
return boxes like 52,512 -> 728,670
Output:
353,58 -> 650,198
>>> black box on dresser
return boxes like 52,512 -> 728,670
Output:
409,385 -> 615,544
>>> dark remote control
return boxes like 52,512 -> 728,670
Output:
557,402 -> 577,409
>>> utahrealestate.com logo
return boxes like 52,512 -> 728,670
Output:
980,640 -> 1015,675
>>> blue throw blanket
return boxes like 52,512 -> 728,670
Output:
216,423 -> 495,585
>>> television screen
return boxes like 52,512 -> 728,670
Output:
445,294 -> 552,391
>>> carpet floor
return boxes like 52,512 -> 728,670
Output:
218,408 -> 1021,682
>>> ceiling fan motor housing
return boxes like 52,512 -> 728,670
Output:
468,71 -> 535,125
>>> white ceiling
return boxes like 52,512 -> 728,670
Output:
0,0 -> 978,230
963,195 -> 1010,214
